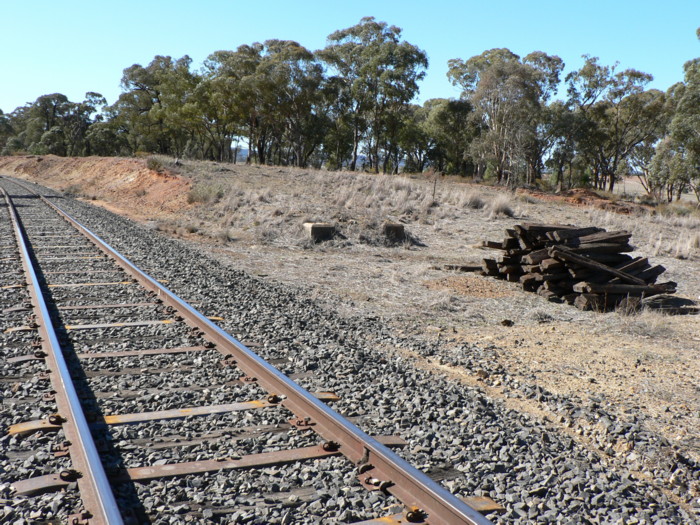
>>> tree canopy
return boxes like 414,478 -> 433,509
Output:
1,20 -> 698,202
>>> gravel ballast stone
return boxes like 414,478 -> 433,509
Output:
0,177 -> 696,523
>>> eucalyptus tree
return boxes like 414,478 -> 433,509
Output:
155,59 -> 201,158
1,105 -> 30,154
188,75 -> 235,160
521,51 -> 565,182
204,40 -> 329,166
629,82 -> 680,198
201,45 -> 264,161
61,92 -> 107,156
545,101 -> 579,188
235,43 -> 278,164
667,55 -> 700,201
318,75 -> 354,170
639,58 -> 700,203
448,48 -> 563,185
0,109 -> 13,153
6,92 -> 105,156
398,103 -> 434,173
318,17 -> 428,171
257,40 -> 327,167
109,60 -> 163,153
110,55 -> 199,156
422,98 -> 478,175
85,120 -> 129,156
376,101 -> 414,173
20,93 -> 70,154
566,56 -> 667,192
649,136 -> 693,201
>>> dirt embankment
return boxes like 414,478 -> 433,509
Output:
0,155 -> 191,221
516,187 -> 653,215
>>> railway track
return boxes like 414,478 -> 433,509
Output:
0,178 -> 497,524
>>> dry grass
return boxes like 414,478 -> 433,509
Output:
591,208 -> 700,260
459,191 -> 486,210
187,183 -> 225,204
428,291 -> 464,313
159,157 -> 699,261
63,183 -> 83,197
215,227 -> 236,242
9,155 -> 700,478
486,194 -> 515,218
146,156 -> 165,173
328,172 -> 428,216
611,309 -> 677,343
173,165 -> 513,248
656,201 -> 700,219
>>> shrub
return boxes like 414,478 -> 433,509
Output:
487,194 -> 514,218
63,184 -> 82,197
536,176 -> 557,193
146,157 -> 164,173
187,184 -> 225,204
657,203 -> 695,217
636,193 -> 657,205
461,191 -> 485,209
215,228 -> 236,242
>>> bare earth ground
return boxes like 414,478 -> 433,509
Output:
2,155 -> 699,508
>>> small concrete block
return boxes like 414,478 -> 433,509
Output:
382,222 -> 405,242
303,222 -> 335,242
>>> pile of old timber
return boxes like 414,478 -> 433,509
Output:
480,223 -> 676,311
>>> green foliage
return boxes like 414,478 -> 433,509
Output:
0,22 -> 697,203
146,156 -> 164,173
576,170 -> 592,188
1,91 -> 108,156
318,17 -> 428,172
109,55 -> 199,157
566,56 -> 667,192
415,98 -> 477,175
536,176 -> 557,193
448,48 -> 564,186
85,122 -> 129,156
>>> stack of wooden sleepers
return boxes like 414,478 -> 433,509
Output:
480,223 -> 676,311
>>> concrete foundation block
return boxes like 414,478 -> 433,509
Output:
382,222 -> 406,242
303,222 -> 335,242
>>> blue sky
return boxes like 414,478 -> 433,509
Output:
1,0 -> 698,113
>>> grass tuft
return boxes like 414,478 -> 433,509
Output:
188,183 -> 225,204
486,194 -> 514,218
63,184 -> 83,197
591,208 -> 700,259
461,191 -> 486,209
146,156 -> 165,173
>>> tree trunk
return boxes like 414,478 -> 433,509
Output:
608,171 -> 616,193
556,163 -> 563,187
350,127 -> 360,171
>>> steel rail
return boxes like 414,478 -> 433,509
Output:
1,186 -> 124,525
7,179 -> 493,525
